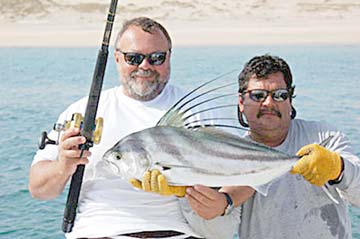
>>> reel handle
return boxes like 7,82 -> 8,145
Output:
38,131 -> 56,149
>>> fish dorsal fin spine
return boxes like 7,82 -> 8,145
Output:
157,109 -> 186,127
157,70 -> 237,126
156,70 -> 250,133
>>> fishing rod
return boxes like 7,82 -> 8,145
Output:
62,0 -> 118,233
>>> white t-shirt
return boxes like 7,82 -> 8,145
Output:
182,119 -> 360,239
33,85 -> 202,239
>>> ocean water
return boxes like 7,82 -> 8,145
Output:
0,45 -> 359,238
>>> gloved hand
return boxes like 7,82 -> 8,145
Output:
290,144 -> 343,186
129,169 -> 187,197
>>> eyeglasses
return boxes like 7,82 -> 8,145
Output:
242,88 -> 291,102
116,49 -> 170,66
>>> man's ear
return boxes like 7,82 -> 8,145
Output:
238,96 -> 244,112
114,51 -> 121,63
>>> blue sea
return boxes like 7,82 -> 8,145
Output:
0,45 -> 359,238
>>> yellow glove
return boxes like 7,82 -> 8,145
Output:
129,169 -> 187,197
290,144 -> 342,186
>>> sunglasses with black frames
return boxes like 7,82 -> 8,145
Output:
116,49 -> 171,66
242,88 -> 291,102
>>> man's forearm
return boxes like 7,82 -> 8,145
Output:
29,160 -> 71,200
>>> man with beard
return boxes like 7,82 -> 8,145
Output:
180,55 -> 360,239
29,17 -> 203,239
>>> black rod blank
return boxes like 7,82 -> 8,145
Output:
62,0 -> 118,233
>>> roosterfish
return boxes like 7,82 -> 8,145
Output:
99,71 -> 338,201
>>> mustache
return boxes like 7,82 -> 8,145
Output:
256,108 -> 282,118
131,69 -> 157,78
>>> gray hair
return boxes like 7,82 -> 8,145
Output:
114,17 -> 172,50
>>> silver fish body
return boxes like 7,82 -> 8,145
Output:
101,72 -> 339,202
102,126 -> 298,187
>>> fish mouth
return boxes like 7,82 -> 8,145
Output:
102,150 -> 122,174
108,160 -> 121,174
102,158 -> 121,175
102,149 -> 112,160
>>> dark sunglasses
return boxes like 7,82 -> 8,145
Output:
243,88 -> 291,102
116,49 -> 170,66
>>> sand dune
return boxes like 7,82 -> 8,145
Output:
1,0 -> 359,46
3,0 -> 359,22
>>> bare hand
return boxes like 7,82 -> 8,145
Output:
58,128 -> 91,175
186,185 -> 255,220
185,185 -> 227,220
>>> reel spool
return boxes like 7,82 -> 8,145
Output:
38,112 -> 103,149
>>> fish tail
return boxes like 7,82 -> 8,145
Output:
319,135 -> 334,148
322,185 -> 339,204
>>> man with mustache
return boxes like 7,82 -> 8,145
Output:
29,17 -> 203,239
181,54 -> 360,239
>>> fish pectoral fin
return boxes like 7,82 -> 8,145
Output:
154,162 -> 194,170
154,162 -> 172,171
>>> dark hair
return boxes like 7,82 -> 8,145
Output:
114,17 -> 172,50
238,54 -> 294,98
237,54 -> 297,127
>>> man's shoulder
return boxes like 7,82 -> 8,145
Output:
74,87 -> 119,104
99,87 -> 121,102
155,84 -> 188,105
291,119 -> 346,148
279,119 -> 345,154
292,118 -> 339,132
60,87 -> 120,116
164,84 -> 186,98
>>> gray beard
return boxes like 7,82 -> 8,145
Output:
123,69 -> 169,101
127,78 -> 165,101
124,71 -> 167,101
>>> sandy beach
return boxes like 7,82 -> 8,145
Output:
1,0 -> 360,47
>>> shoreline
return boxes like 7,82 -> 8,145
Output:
1,24 -> 360,47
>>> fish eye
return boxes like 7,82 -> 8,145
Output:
115,153 -> 122,160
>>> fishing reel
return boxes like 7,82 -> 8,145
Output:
38,113 -> 103,150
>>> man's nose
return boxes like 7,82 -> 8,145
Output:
262,94 -> 275,105
138,57 -> 152,69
